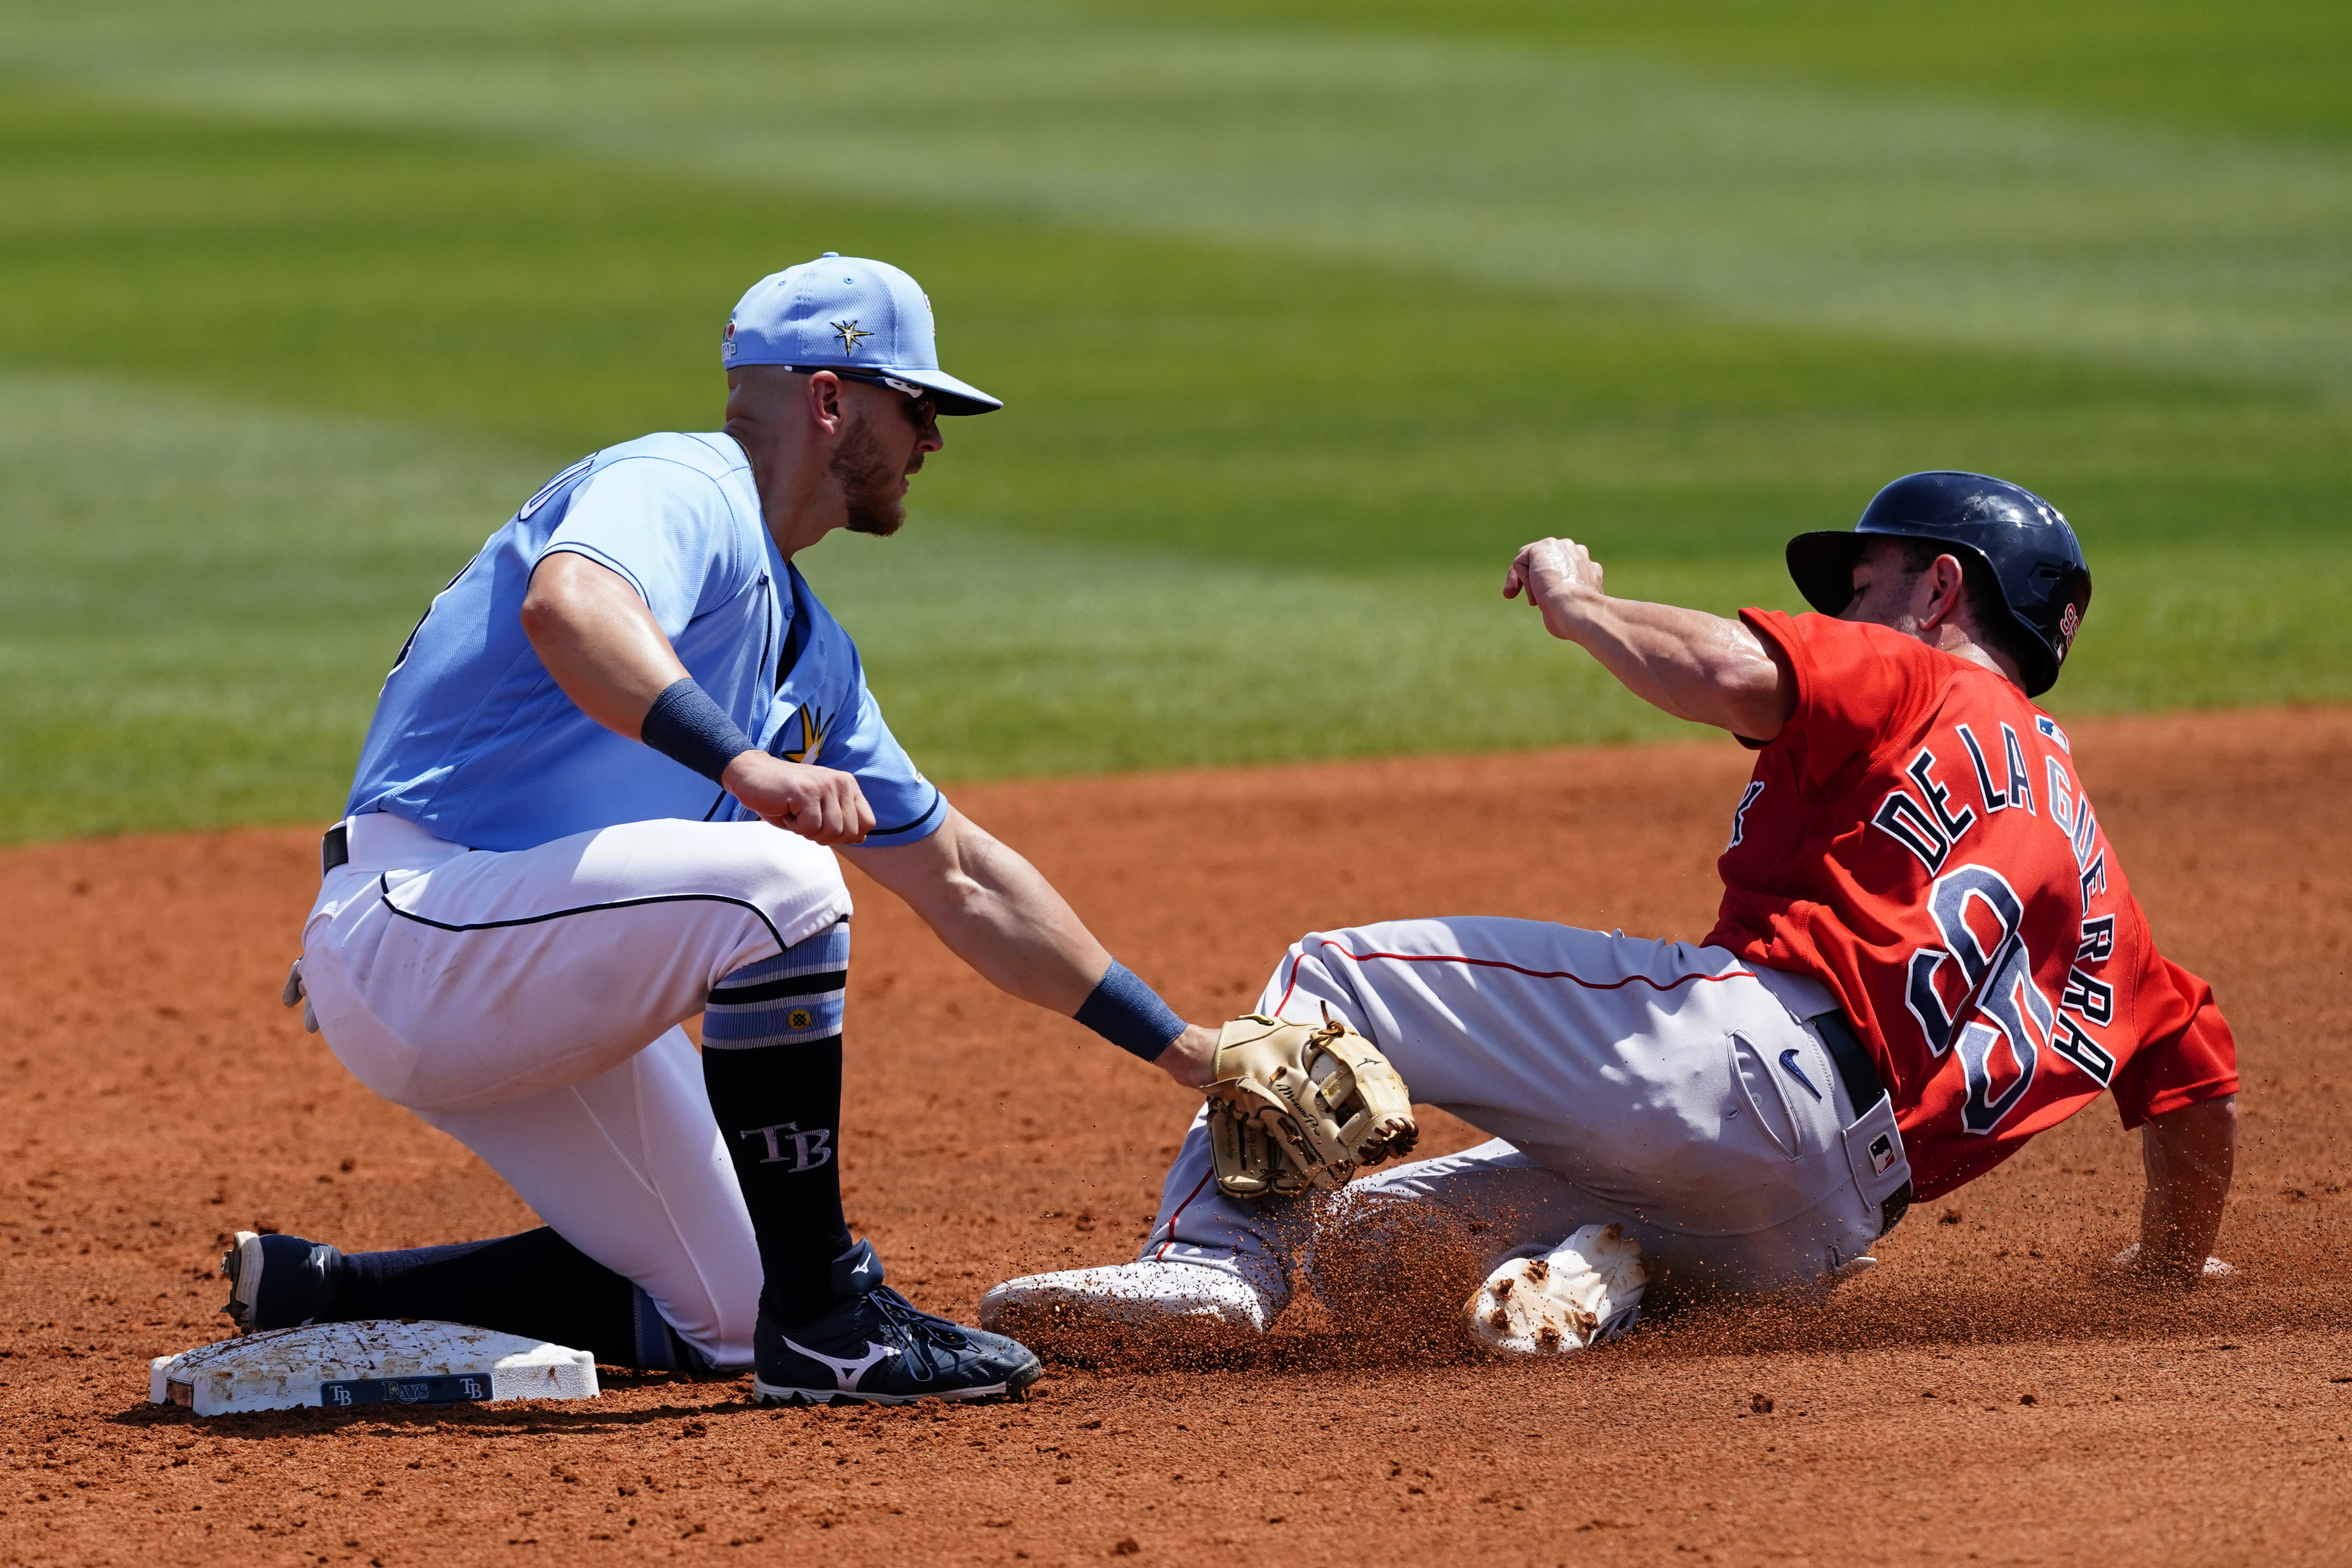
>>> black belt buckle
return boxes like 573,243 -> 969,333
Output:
320,821 -> 350,877
1809,1006 -> 1883,1113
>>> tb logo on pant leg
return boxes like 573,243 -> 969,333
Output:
741,1122 -> 834,1170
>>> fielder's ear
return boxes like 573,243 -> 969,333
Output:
804,370 -> 848,435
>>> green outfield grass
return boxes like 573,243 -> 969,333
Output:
1072,0 -> 2352,140
0,1 -> 2345,841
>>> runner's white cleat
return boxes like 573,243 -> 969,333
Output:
1464,1221 -> 1648,1355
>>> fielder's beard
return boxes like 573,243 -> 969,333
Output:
832,413 -> 907,538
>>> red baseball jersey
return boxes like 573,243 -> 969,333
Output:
1703,610 -> 2236,1200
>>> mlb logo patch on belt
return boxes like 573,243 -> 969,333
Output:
1869,1133 -> 1897,1176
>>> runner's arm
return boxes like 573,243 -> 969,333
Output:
2132,1094 -> 2236,1283
1504,537 -> 1796,740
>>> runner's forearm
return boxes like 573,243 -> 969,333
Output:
1505,537 -> 1793,738
1560,596 -> 1791,738
2136,1096 -> 2236,1280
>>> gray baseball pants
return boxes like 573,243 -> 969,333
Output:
1141,918 -> 1914,1303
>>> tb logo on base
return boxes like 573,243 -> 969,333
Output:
741,1122 -> 834,1170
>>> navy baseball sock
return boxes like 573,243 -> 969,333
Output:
325,1227 -> 684,1367
701,920 -> 855,1329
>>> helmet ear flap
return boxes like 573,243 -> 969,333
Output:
1785,532 -> 1870,616
1791,471 -> 2092,698
2028,566 -> 2093,697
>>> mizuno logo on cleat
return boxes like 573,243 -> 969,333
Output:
783,1337 -> 897,1391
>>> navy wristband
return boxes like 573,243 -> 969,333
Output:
1074,961 -> 1187,1062
640,678 -> 758,784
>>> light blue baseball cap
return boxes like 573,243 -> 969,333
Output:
721,253 -> 1001,416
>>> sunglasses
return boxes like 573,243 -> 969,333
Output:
791,366 -> 938,426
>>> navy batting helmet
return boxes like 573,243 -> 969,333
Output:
1785,471 -> 2092,699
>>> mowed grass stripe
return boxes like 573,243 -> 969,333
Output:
9,0 -> 2349,389
0,71 -> 2343,841
2,87 -> 2341,581
2,347 -> 2341,846
0,369 -> 1738,843
18,0 -> 2344,139
0,372 -> 550,842
1066,0 -> 2352,143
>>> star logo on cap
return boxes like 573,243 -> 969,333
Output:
831,319 -> 872,356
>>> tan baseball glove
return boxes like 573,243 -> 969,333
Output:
1203,1010 -> 1418,1200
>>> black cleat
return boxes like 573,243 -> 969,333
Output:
752,1240 -> 1041,1406
220,1230 -> 343,1334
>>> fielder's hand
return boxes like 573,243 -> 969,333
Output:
1155,1023 -> 1221,1091
1504,537 -> 1607,642
722,753 -> 876,845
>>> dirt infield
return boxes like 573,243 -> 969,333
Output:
3,708 -> 2348,1567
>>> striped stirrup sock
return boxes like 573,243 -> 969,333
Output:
701,920 -> 855,1325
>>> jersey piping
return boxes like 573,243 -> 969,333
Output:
1271,939 -> 1757,1015
378,874 -> 792,955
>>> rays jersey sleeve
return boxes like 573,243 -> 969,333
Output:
344,432 -> 947,853
1703,610 -> 2237,1200
745,566 -> 945,847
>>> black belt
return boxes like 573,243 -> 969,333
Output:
321,821 -> 350,877
1810,1006 -> 1912,1237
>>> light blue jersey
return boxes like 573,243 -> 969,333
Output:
346,432 -> 946,852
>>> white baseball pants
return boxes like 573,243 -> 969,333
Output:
1143,918 -> 1914,1302
297,811 -> 853,1367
